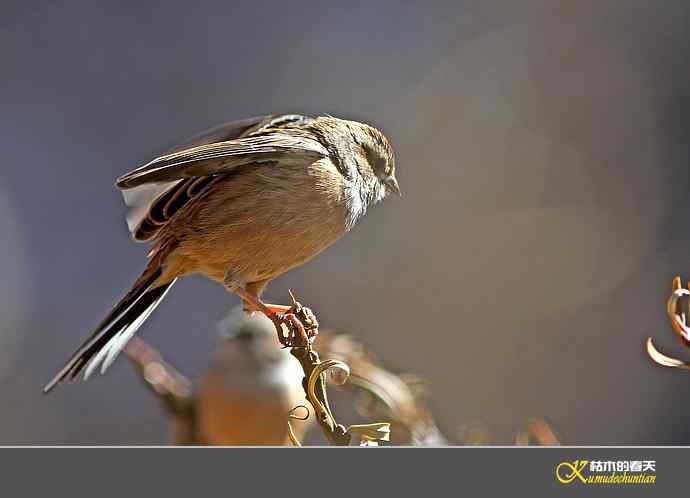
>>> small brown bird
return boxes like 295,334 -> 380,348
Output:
44,114 -> 399,392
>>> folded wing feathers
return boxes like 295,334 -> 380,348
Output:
119,115 -> 316,237
116,134 -> 328,189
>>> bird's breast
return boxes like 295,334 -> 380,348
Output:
172,157 -> 356,282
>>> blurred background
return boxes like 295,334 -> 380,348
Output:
2,0 -> 690,444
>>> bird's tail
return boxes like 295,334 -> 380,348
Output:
43,265 -> 176,393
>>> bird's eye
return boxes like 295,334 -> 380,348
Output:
362,144 -> 388,176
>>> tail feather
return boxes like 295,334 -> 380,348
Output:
43,268 -> 175,393
83,282 -> 175,380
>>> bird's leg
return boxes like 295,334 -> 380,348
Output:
254,301 -> 319,339
224,273 -> 313,347
260,303 -> 292,314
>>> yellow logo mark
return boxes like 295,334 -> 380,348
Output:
556,460 -> 589,484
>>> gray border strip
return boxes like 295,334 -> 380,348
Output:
1,447 -> 685,496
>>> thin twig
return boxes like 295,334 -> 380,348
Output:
290,345 -> 351,445
287,293 -> 390,446
124,337 -> 197,444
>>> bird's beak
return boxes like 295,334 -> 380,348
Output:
386,177 -> 402,196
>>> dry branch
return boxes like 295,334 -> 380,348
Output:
647,276 -> 690,370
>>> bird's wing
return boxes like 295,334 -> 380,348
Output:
165,114 -> 313,154
116,132 -> 326,189
120,114 -> 320,240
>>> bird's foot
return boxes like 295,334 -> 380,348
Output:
272,311 -> 310,348
225,274 -> 318,348
266,290 -> 319,348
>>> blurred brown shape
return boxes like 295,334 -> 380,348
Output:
125,308 -> 447,445
123,337 -> 196,443
457,420 -> 492,446
197,329 -> 308,445
514,418 -> 560,446
126,310 -> 566,446
316,334 -> 447,446
126,309 -> 308,445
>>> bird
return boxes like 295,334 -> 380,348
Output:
44,114 -> 400,393
123,307 -> 310,445
196,308 -> 310,445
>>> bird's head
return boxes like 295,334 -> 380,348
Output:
352,123 -> 400,198
308,116 -> 400,204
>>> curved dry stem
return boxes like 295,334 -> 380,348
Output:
306,359 -> 350,422
646,337 -> 690,369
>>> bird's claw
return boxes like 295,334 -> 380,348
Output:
274,290 -> 319,348
274,312 -> 310,348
